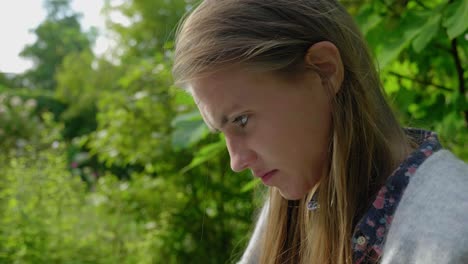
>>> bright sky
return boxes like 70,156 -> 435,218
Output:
0,0 -> 114,74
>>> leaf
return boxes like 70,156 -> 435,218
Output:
240,178 -> 260,193
452,92 -> 468,112
355,4 -> 383,35
412,13 -> 441,53
171,111 -> 209,149
443,0 -> 468,39
181,140 -> 225,173
395,87 -> 417,113
171,110 -> 201,125
371,12 -> 427,68
440,112 -> 459,139
171,88 -> 194,106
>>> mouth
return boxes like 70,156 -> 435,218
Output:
259,169 -> 278,184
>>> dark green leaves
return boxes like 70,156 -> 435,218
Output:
171,110 -> 209,150
443,0 -> 468,39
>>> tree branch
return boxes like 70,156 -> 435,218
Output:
414,0 -> 429,9
450,38 -> 468,125
434,43 -> 452,54
387,71 -> 453,92
381,0 -> 400,16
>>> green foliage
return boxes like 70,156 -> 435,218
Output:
1,0 -> 466,263
171,109 -> 210,150
356,0 -> 468,159
0,91 -> 64,154
86,54 -> 177,172
20,0 -> 94,90
55,51 -> 124,139
0,94 -> 40,150
443,0 -> 468,39
103,0 -> 188,57
0,148 -> 88,263
0,72 -> 16,89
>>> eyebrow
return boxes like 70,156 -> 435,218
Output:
208,115 -> 229,133
195,98 -> 242,133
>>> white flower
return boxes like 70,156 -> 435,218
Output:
134,91 -> 148,100
16,139 -> 27,148
119,182 -> 129,191
25,99 -> 37,109
52,141 -> 60,149
145,221 -> 157,230
152,64 -> 164,74
10,96 -> 22,107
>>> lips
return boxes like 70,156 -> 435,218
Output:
254,169 -> 277,184
261,170 -> 274,178
253,170 -> 271,178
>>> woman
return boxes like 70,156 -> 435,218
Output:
172,0 -> 468,263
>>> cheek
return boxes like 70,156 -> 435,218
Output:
302,95 -> 333,142
282,108 -> 331,165
246,122 -> 284,161
251,119 -> 304,163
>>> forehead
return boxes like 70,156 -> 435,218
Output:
193,67 -> 264,101
191,66 -> 256,91
189,69 -> 253,130
191,66 -> 293,132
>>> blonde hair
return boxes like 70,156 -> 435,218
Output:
173,1 -> 411,263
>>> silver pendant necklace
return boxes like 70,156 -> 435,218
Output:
307,192 -> 320,211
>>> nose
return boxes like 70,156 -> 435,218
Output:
225,135 -> 257,172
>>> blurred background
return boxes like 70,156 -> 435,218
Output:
0,0 -> 466,263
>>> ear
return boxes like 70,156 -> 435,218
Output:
304,41 -> 344,95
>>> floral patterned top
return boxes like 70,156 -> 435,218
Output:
351,129 -> 442,264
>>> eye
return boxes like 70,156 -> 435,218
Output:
233,115 -> 249,128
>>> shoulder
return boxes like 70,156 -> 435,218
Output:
382,150 -> 468,264
237,199 -> 269,264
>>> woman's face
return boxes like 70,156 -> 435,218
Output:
190,67 -> 332,200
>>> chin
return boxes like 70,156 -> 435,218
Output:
278,189 -> 307,201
